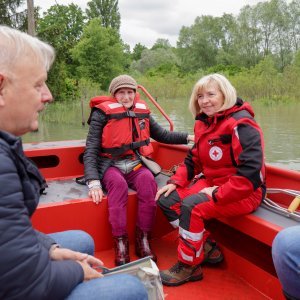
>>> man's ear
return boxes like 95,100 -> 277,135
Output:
0,74 -> 5,106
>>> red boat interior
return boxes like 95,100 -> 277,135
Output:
25,139 -> 300,300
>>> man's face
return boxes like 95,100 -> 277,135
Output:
0,55 -> 53,136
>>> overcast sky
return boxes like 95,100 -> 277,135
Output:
34,0 -> 266,49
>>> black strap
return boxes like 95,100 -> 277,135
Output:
107,112 -> 149,120
102,138 -> 150,157
75,175 -> 86,185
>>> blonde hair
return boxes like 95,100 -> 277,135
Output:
189,73 -> 237,117
0,26 -> 55,74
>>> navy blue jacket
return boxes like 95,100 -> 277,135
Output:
0,131 -> 83,300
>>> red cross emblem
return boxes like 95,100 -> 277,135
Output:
209,146 -> 223,161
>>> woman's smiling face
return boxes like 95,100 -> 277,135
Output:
115,88 -> 135,108
197,83 -> 224,117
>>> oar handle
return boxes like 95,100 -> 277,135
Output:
287,196 -> 300,213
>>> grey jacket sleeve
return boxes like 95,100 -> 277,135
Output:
149,115 -> 188,144
84,109 -> 110,182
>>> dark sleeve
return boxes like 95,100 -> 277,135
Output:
149,115 -> 188,144
35,230 -> 57,250
0,147 -> 83,300
83,109 -> 108,182
236,123 -> 265,188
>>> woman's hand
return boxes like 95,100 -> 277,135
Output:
87,180 -> 103,204
155,183 -> 177,201
187,135 -> 195,142
89,187 -> 104,204
200,186 -> 218,197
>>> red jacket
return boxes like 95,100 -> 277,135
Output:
171,99 -> 265,204
90,94 -> 153,158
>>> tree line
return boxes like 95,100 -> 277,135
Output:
1,0 -> 300,103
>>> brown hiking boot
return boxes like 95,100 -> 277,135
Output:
160,261 -> 203,286
135,227 -> 157,262
203,238 -> 224,264
114,235 -> 130,266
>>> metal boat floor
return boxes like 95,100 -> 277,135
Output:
96,231 -> 270,300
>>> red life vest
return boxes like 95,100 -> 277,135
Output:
90,94 -> 153,158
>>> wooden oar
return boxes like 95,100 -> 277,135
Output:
262,188 -> 300,222
287,196 -> 300,213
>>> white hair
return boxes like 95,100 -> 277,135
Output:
0,26 -> 55,74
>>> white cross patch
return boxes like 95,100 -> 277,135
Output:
209,146 -> 223,161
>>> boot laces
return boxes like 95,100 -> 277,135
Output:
169,261 -> 186,274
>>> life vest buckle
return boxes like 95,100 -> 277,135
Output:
126,111 -> 136,118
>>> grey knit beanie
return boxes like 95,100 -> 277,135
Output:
109,75 -> 137,96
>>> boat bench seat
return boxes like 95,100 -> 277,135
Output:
40,173 -> 171,204
40,172 -> 298,248
217,206 -> 298,247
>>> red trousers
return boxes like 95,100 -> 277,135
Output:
157,179 -> 263,265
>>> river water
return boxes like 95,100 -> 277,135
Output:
23,99 -> 300,171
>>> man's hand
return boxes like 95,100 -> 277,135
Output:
76,256 -> 104,281
50,247 -> 103,265
155,183 -> 177,201
50,248 -> 105,281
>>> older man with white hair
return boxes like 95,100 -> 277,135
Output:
0,25 -> 147,300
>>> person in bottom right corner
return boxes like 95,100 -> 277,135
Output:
272,226 -> 300,300
155,73 -> 266,286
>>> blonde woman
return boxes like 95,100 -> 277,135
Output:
156,73 -> 266,286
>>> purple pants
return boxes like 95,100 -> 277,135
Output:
102,166 -> 157,236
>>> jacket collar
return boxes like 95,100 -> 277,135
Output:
0,130 -> 23,152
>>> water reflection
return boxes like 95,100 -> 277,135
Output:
23,99 -> 300,171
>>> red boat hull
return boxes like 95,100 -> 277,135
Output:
25,140 -> 300,299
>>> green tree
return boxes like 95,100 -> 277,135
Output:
230,0 -> 296,69
131,47 -> 179,74
0,0 -> 26,28
288,0 -> 300,51
86,0 -> 120,31
233,5 -> 262,67
272,0 -> 291,70
132,43 -> 147,61
151,38 -> 172,50
252,0 -> 293,70
71,18 -> 126,89
37,4 -> 85,62
177,16 -> 222,72
37,4 -> 85,101
215,14 -> 239,66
